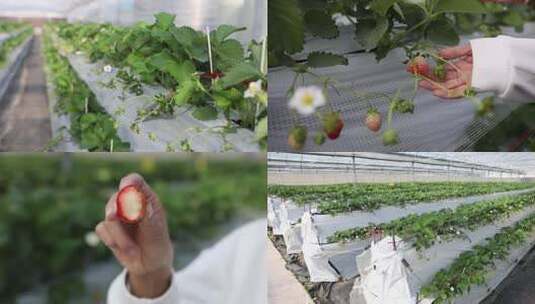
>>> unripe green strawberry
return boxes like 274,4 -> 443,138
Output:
392,99 -> 415,114
288,125 -> 307,150
314,133 -> 326,145
365,108 -> 382,132
383,129 -> 399,146
322,112 -> 344,140
475,96 -> 494,117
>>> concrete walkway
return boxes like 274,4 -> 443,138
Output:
0,35 -> 51,151
268,239 -> 314,304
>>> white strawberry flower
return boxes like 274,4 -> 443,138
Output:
450,286 -> 455,292
103,65 -> 113,73
289,86 -> 326,116
244,79 -> 263,98
85,232 -> 100,247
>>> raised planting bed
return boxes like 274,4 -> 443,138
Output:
300,191 -> 535,283
43,13 -> 267,152
42,29 -> 128,152
0,28 -> 33,104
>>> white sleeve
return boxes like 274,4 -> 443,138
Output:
175,219 -> 267,304
470,35 -> 535,103
106,219 -> 267,304
107,270 -> 180,304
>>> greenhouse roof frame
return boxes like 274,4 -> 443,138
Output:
268,152 -> 526,177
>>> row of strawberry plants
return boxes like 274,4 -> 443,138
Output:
0,27 -> 32,68
50,13 -> 267,149
43,26 -> 130,151
269,182 -> 535,213
420,211 -> 535,303
0,21 -> 26,33
328,192 -> 535,250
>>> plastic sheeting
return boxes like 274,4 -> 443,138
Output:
66,0 -> 267,45
348,207 -> 535,304
268,23 -> 535,152
349,236 -> 417,304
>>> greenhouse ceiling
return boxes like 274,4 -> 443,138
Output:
268,152 -> 535,177
405,153 -> 535,177
0,0 -> 69,17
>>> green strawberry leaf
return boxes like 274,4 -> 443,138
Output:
303,9 -> 339,39
307,52 -> 348,68
426,17 -> 459,46
370,0 -> 399,16
219,62 -> 262,88
268,0 -> 304,54
355,16 -> 389,50
434,0 -> 487,14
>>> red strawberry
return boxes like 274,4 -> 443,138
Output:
406,56 -> 429,76
116,185 -> 147,224
288,125 -> 307,150
322,112 -> 344,140
201,71 -> 224,79
365,108 -> 382,132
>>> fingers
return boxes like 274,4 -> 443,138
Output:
119,173 -> 146,191
95,220 -> 139,257
105,192 -> 118,220
96,222 -> 116,250
433,85 -> 467,99
439,44 -> 472,60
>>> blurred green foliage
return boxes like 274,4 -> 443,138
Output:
0,153 -> 266,302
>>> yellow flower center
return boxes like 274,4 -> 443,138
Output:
301,93 -> 314,107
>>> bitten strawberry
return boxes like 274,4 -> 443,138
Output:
288,125 -> 307,150
382,129 -> 399,146
322,112 -> 344,140
406,56 -> 429,76
116,185 -> 147,224
365,108 -> 382,132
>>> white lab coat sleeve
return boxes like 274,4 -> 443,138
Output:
470,35 -> 535,103
106,219 -> 267,304
107,270 -> 180,304
174,219 -> 267,304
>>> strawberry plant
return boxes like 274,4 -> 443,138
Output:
42,27 -> 129,151
48,13 -> 267,148
270,0 -> 535,149
268,182 -> 535,214
420,212 -> 535,303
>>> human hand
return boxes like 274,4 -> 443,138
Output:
95,173 -> 174,298
419,44 -> 473,99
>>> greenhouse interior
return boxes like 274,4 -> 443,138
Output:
267,152 -> 535,304
0,0 -> 267,152
268,1 -> 535,152
0,153 -> 265,303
